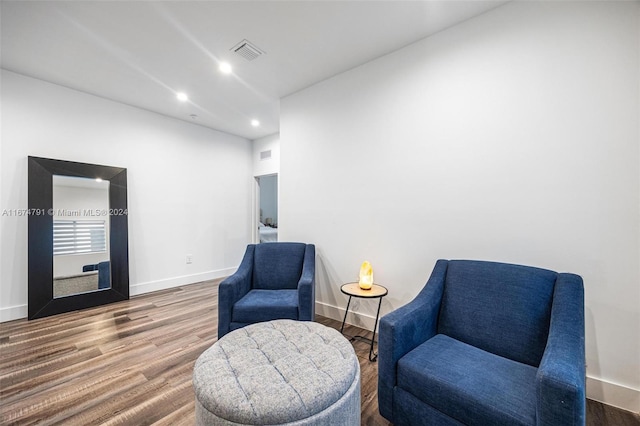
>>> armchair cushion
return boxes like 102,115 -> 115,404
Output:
438,260 -> 556,367
253,243 -> 306,290
232,289 -> 299,323
398,334 -> 537,426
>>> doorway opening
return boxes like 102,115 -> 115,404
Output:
255,174 -> 278,243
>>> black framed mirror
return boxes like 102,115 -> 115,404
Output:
28,156 -> 129,319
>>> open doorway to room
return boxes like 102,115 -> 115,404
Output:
255,174 -> 278,243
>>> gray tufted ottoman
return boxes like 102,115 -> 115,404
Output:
193,319 -> 360,425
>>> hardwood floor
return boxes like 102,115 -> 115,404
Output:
1,280 -> 638,425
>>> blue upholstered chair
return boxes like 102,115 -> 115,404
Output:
217,242 -> 315,339
379,259 -> 585,426
97,261 -> 110,289
82,261 -> 110,289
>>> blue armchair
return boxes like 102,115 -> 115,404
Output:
82,261 -> 110,289
379,259 -> 585,426
97,261 -> 110,289
217,242 -> 315,339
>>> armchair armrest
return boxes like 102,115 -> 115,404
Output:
378,259 -> 449,420
217,245 -> 255,339
298,244 -> 316,320
536,273 -> 585,426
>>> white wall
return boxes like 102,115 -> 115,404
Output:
280,1 -> 639,412
0,70 -> 253,321
253,133 -> 280,177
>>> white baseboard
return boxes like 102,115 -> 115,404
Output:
316,301 -> 640,415
0,304 -> 28,323
130,267 -> 236,296
315,300 -> 378,333
0,268 -> 236,323
587,376 -> 640,414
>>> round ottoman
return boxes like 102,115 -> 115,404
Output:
193,319 -> 360,425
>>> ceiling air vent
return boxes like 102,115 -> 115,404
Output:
231,39 -> 264,61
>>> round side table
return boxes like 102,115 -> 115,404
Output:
340,282 -> 388,361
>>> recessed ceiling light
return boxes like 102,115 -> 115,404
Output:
251,119 -> 260,127
219,62 -> 233,74
176,92 -> 188,102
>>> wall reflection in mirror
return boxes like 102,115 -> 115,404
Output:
52,175 -> 111,298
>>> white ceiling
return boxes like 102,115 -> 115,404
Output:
1,1 -> 508,140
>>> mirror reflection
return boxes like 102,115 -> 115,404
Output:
52,175 -> 111,298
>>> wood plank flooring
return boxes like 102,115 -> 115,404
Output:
1,279 -> 638,425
